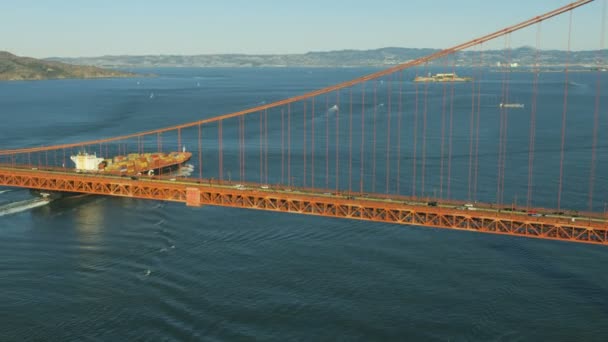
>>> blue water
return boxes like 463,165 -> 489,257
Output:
1,68 -> 607,341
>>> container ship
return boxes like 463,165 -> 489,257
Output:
70,149 -> 192,176
414,72 -> 472,82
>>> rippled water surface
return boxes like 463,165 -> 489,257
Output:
1,68 -> 607,341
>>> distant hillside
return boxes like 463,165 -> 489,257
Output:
48,47 -> 608,68
0,51 -> 137,81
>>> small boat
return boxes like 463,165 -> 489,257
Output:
499,103 -> 525,109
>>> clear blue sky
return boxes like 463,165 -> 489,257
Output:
1,0 -> 605,58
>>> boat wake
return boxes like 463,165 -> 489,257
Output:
177,164 -> 195,177
0,198 -> 51,217
568,81 -> 587,88
0,190 -> 12,195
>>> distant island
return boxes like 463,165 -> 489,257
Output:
3,47 -> 605,79
0,51 -> 137,81
48,47 -> 607,69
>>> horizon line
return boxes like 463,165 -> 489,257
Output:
37,46 -> 608,60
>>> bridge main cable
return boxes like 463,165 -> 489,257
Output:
0,0 -> 594,156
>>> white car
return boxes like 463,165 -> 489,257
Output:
464,203 -> 475,210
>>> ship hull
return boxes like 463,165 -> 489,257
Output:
75,151 -> 192,177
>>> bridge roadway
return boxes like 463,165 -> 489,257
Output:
0,165 -> 606,245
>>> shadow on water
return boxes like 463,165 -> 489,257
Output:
30,193 -> 101,216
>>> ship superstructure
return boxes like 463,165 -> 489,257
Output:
70,152 -> 105,171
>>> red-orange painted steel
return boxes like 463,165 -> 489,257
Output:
1,167 -> 606,246
0,0 -> 602,247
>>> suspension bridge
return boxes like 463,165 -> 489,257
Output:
0,0 -> 607,245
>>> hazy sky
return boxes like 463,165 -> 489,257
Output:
1,0 -> 606,58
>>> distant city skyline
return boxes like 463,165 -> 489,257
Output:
1,0 -> 606,58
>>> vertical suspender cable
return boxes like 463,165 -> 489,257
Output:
265,109 -> 268,185
440,59 -> 448,199
218,121 -> 223,181
422,65 -> 429,198
304,101 -> 307,187
412,72 -> 419,197
468,53 -> 477,201
260,111 -> 263,184
372,81 -> 377,193
281,109 -> 285,185
360,83 -> 366,193
501,34 -> 512,206
349,87 -> 353,193
335,91 -> 340,192
448,59 -> 455,200
527,24 -> 542,208
326,95 -> 329,189
558,11 -> 573,210
474,46 -> 483,202
397,70 -> 403,195
288,103 -> 291,186
312,97 -> 316,189
177,128 -> 181,153
386,74 -> 392,194
198,123 -> 203,180
588,0 -> 606,211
